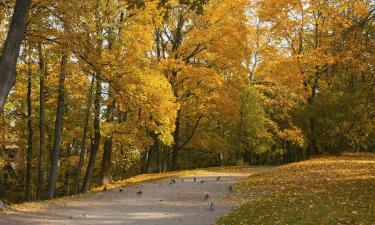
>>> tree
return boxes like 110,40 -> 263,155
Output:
36,43 -> 47,200
0,0 -> 31,111
25,44 -> 33,201
46,50 -> 68,199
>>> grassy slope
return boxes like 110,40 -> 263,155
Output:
217,153 -> 375,225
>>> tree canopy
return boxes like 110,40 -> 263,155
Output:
0,0 -> 373,203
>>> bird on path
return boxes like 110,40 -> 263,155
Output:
136,190 -> 143,196
169,178 -> 176,185
229,185 -> 233,192
200,180 -> 205,184
216,176 -> 221,181
203,193 -> 209,201
210,203 -> 215,211
103,186 -> 107,191
119,188 -> 123,192
193,177 -> 197,182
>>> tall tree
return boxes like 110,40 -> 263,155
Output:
36,43 -> 47,200
81,78 -> 101,193
46,50 -> 68,199
74,76 -> 94,194
0,0 -> 31,111
25,45 -> 33,201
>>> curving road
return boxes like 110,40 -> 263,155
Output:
0,173 -> 249,225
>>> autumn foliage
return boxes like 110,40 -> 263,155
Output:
0,0 -> 374,204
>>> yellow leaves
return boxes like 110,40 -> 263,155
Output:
353,1 -> 370,18
160,59 -> 187,75
277,126 -> 305,147
113,66 -> 178,146
0,156 -> 4,168
66,155 -> 80,166
218,153 -> 375,225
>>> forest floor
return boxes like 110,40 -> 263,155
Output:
0,166 -> 272,225
217,152 -> 375,225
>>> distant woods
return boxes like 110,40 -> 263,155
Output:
0,0 -> 374,203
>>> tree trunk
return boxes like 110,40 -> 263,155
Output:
145,147 -> 152,173
146,133 -> 160,173
64,143 -> 72,196
36,43 -> 46,201
0,0 -> 31,111
100,88 -> 114,185
171,110 -> 181,171
101,137 -> 112,185
81,78 -> 101,193
46,50 -> 67,200
74,76 -> 94,194
219,152 -> 224,167
25,51 -> 33,201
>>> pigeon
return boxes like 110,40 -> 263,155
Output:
169,178 -> 176,184
194,177 -> 197,182
119,188 -> 123,192
216,176 -> 221,181
229,185 -> 233,192
200,180 -> 205,184
210,203 -> 215,211
203,193 -> 209,201
136,190 -> 142,196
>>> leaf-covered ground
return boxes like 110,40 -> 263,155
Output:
217,153 -> 375,225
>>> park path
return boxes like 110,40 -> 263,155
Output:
0,171 -> 262,225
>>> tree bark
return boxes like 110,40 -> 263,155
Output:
171,110 -> 181,171
101,137 -> 112,185
36,43 -> 46,201
100,89 -> 114,185
0,0 -> 31,111
74,76 -> 94,194
25,49 -> 33,201
81,78 -> 101,193
46,50 -> 67,199
64,143 -> 72,196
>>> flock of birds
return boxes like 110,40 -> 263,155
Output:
105,175 -> 234,212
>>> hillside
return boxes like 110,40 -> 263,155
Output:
218,153 -> 375,225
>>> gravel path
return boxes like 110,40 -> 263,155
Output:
0,173 -> 247,225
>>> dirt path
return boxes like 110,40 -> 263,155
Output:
0,173 -> 252,225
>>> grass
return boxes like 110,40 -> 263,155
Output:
217,152 -> 375,225
4,166 -> 262,213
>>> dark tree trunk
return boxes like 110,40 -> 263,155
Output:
146,132 -> 160,173
100,88 -> 114,185
101,137 -> 112,185
171,110 -> 181,171
36,43 -> 46,201
64,143 -> 72,196
46,51 -> 67,200
0,0 -> 31,111
74,76 -> 94,194
145,147 -> 151,173
25,52 -> 33,201
81,78 -> 101,193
